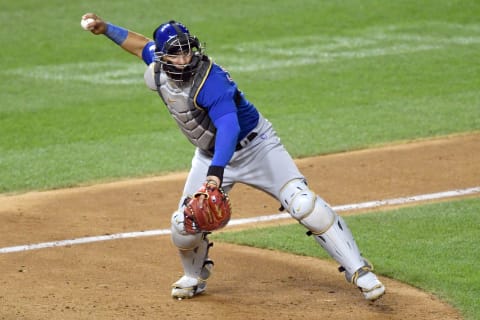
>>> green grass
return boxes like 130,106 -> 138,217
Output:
214,198 -> 480,320
1,0 -> 479,192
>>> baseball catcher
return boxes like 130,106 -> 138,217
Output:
81,13 -> 386,302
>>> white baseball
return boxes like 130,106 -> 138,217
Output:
81,18 -> 95,31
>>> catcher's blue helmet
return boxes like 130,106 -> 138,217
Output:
152,20 -> 203,82
153,20 -> 201,55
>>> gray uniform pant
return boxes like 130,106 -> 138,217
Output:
177,114 -> 304,211
171,116 -> 371,289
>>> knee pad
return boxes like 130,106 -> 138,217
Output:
171,210 -> 203,250
279,179 -> 335,234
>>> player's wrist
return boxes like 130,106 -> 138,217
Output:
105,23 -> 128,45
206,165 -> 224,186
205,179 -> 218,190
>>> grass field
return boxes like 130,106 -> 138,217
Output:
1,0 -> 479,192
1,1 -> 479,319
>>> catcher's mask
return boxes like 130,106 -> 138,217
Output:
153,20 -> 204,82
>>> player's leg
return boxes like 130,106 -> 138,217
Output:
278,178 -> 385,301
170,219 -> 213,299
170,149 -> 215,299
232,117 -> 385,300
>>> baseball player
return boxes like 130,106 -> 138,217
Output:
81,13 -> 386,301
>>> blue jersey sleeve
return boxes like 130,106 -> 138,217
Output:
198,65 -> 259,142
196,65 -> 239,120
196,65 -> 242,167
211,113 -> 240,167
142,41 -> 156,65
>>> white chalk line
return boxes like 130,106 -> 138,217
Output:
1,187 -> 479,254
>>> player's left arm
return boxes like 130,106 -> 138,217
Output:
207,112 -> 240,185
197,67 -> 242,186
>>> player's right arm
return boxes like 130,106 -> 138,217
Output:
82,13 -> 151,60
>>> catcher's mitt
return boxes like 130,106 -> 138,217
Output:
184,183 -> 232,234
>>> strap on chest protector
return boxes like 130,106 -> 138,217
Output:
153,55 -> 213,110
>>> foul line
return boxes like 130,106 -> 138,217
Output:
1,187 -> 479,254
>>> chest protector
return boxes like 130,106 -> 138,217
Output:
153,55 -> 216,151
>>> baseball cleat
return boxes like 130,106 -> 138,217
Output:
340,261 -> 385,301
171,259 -> 213,300
355,271 -> 386,301
171,276 -> 207,299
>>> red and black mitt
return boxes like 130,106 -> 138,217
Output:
183,183 -> 232,234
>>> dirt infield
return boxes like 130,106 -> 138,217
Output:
0,133 -> 478,319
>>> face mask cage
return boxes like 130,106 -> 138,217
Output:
155,35 -> 205,82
